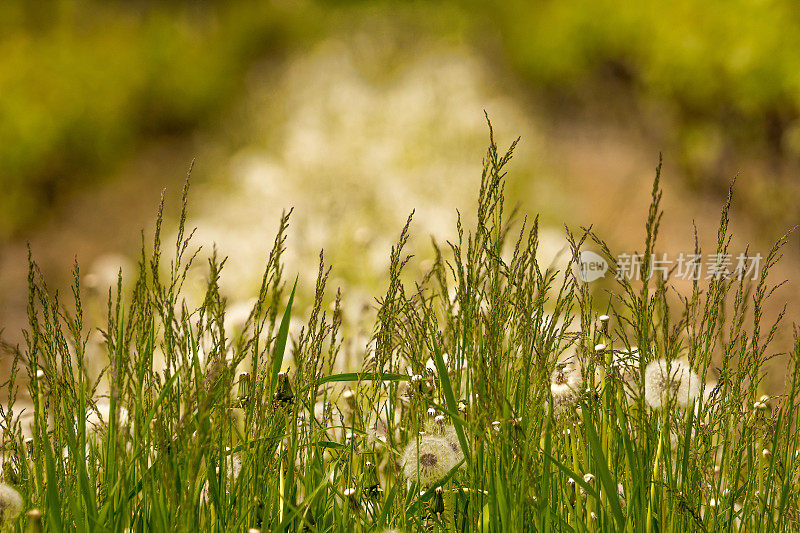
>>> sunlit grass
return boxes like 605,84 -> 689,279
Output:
1,123 -> 799,532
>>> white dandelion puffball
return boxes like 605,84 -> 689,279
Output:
442,425 -> 465,465
644,358 -> 700,409
401,435 -> 457,486
0,482 -> 22,524
550,361 -> 582,414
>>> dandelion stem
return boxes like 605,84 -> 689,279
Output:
647,411 -> 667,533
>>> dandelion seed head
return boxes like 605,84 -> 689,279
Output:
0,482 -> 22,523
442,425 -> 464,463
644,358 -> 700,409
401,435 -> 456,486
551,361 -> 582,415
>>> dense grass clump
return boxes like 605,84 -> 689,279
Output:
1,125 -> 800,532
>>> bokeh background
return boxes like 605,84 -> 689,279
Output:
2,0 -> 799,390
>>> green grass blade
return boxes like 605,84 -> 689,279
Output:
272,276 -> 297,393
582,406 -> 625,528
431,327 -> 471,463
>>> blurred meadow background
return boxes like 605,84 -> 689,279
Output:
2,0 -> 800,390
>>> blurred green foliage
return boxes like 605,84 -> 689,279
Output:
0,0 -> 318,237
4,0 -> 800,236
487,0 -> 800,178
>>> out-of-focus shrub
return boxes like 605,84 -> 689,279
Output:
487,0 -> 800,175
0,0 -> 316,237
